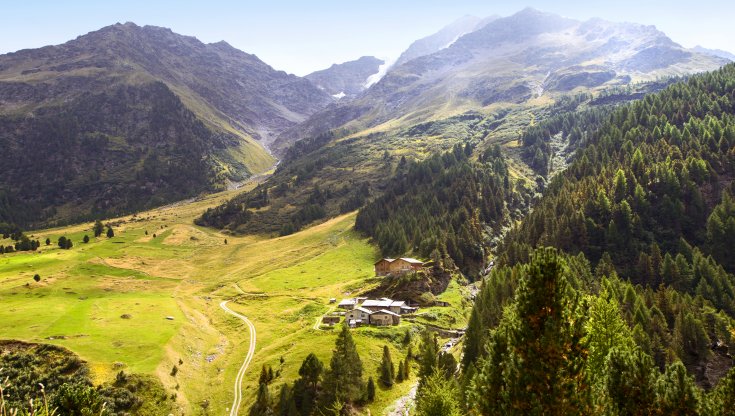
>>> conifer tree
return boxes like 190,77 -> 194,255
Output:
379,345 -> 395,387
250,382 -> 273,416
93,220 -> 104,237
322,324 -> 363,405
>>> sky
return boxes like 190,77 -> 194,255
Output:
1,0 -> 733,76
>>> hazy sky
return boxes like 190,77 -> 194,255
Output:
1,0 -> 733,76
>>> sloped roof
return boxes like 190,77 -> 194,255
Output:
399,257 -> 424,264
353,307 -> 373,314
373,309 -> 400,316
374,258 -> 395,264
363,299 -> 392,307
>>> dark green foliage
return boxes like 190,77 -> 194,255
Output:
415,372 -> 462,416
379,345 -> 395,387
656,361 -> 700,415
58,236 -> 73,249
467,248 -> 591,415
0,341 -> 170,416
604,347 -> 657,416
83,235 -> 90,243
33,274 -> 40,282
51,383 -> 107,416
94,221 -> 105,238
260,364 -> 276,385
706,191 -> 735,272
0,82 -> 233,228
322,324 -> 364,405
0,223 -> 39,253
356,143 -> 530,276
418,330 -> 439,386
503,64 -> 735,314
106,226 -> 114,238
705,366 -> 735,416
366,377 -> 376,402
250,383 -> 273,416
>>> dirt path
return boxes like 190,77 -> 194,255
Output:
220,300 -> 257,416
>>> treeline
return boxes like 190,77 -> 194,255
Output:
355,143 -> 532,276
0,222 -> 40,254
414,248 -> 735,415
503,64 -> 735,309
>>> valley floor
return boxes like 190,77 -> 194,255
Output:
0,182 -> 463,415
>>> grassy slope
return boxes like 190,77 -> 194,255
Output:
0,181 -> 453,414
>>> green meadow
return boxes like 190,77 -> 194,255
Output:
0,185 -> 465,414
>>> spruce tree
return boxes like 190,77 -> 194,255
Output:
379,345 -> 395,387
249,382 -> 273,416
418,330 -> 438,385
415,372 -> 462,416
106,226 -> 114,238
323,324 -> 363,405
366,377 -> 376,402
93,220 -> 104,237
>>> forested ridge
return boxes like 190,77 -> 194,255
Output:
355,143 -> 532,276
443,64 -> 735,415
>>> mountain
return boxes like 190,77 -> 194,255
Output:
692,45 -> 735,62
203,9 -> 730,236
393,15 -> 491,67
0,22 -> 332,226
274,8 -> 727,149
305,56 -> 384,99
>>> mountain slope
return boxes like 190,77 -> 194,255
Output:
393,15 -> 491,67
275,8 -> 727,148
0,23 -> 332,226
305,56 -> 384,99
204,9 -> 728,237
692,45 -> 735,62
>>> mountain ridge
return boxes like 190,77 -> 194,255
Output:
0,22 -> 332,226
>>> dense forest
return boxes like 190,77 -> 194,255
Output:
454,248 -> 735,415
439,64 -> 735,415
355,143 -> 532,276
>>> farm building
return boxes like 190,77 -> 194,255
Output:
346,307 -> 372,323
370,309 -> 401,326
338,297 -> 366,310
328,296 -> 415,328
362,298 -> 406,314
374,257 -> 425,276
322,316 -> 340,325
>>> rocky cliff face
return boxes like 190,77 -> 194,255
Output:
306,56 -> 384,99
0,22 -> 332,226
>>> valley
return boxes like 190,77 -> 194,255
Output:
1,5 -> 735,416
0,182 -> 458,414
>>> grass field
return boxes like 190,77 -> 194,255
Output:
0,183 -> 465,415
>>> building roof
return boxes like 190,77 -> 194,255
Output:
338,298 -> 358,306
390,301 -> 405,307
352,307 -> 373,314
399,257 -> 424,264
373,309 -> 401,316
363,299 -> 392,308
374,258 -> 395,265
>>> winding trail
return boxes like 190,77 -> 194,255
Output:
220,300 -> 257,416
